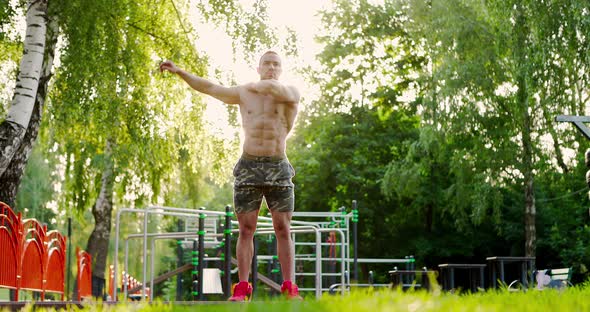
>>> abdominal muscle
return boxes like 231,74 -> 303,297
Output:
239,92 -> 291,157
242,117 -> 288,156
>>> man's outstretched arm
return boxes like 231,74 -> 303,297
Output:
246,80 -> 300,104
160,60 -> 240,104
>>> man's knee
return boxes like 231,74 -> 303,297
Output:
273,221 -> 287,233
239,222 -> 257,238
273,220 -> 291,240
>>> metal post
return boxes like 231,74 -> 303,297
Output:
352,200 -> 358,282
411,255 -> 416,284
266,235 -> 271,279
316,229 -> 322,297
252,237 -> 258,295
198,211 -> 205,300
217,215 -> 225,293
224,205 -> 233,298
142,208 -> 149,299
422,267 -> 430,290
66,217 -> 72,301
192,239 -> 198,300
176,219 -> 183,301
270,234 -> 280,285
499,260 -> 505,285
291,231 -> 296,284
124,241 -> 129,298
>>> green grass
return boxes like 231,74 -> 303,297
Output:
4,286 -> 590,311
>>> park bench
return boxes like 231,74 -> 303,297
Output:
534,267 -> 573,290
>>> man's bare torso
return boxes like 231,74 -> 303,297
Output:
238,86 -> 298,157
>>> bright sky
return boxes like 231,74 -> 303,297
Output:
195,0 -> 331,80
192,0 -> 334,139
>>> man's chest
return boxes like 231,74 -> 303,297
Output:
240,93 -> 289,117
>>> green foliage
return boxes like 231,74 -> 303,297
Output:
535,161 -> 590,280
393,0 -> 590,262
289,105 -> 420,260
290,0 -> 590,273
20,0 -> 286,288
196,0 -> 279,62
0,0 -> 15,42
4,0 -> 590,291
0,0 -> 23,119
311,0 -> 424,114
14,144 -> 57,223
42,0 -> 282,216
47,0 -> 208,214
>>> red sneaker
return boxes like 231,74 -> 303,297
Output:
229,281 -> 253,301
281,281 -> 303,300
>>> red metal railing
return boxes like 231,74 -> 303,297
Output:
0,202 -> 100,302
20,218 -> 47,300
45,230 -> 67,299
0,202 -> 22,299
77,248 -> 93,301
0,202 -> 77,301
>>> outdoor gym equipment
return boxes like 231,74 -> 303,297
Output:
112,200 -> 416,300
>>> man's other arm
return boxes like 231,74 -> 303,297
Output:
246,80 -> 300,104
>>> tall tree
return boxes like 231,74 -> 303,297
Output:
0,0 -> 48,179
380,0 -> 512,251
299,0 -> 590,268
395,0 -> 590,257
48,0 -> 204,294
0,1 -> 58,207
512,2 -> 536,257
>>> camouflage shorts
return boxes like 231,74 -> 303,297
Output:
233,153 -> 295,214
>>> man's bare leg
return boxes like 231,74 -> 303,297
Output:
271,210 -> 294,281
271,210 -> 302,299
236,209 -> 260,282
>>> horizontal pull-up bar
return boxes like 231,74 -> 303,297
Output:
556,115 -> 590,140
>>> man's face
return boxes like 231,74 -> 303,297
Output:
257,53 -> 282,80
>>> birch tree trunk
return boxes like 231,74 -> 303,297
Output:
0,10 -> 57,206
86,139 -> 114,298
0,0 -> 47,177
514,3 -> 536,258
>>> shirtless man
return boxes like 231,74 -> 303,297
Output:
159,51 -> 301,301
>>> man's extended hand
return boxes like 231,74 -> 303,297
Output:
245,82 -> 260,93
160,60 -> 180,74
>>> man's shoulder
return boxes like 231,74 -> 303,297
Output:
287,84 -> 300,95
285,85 -> 300,105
